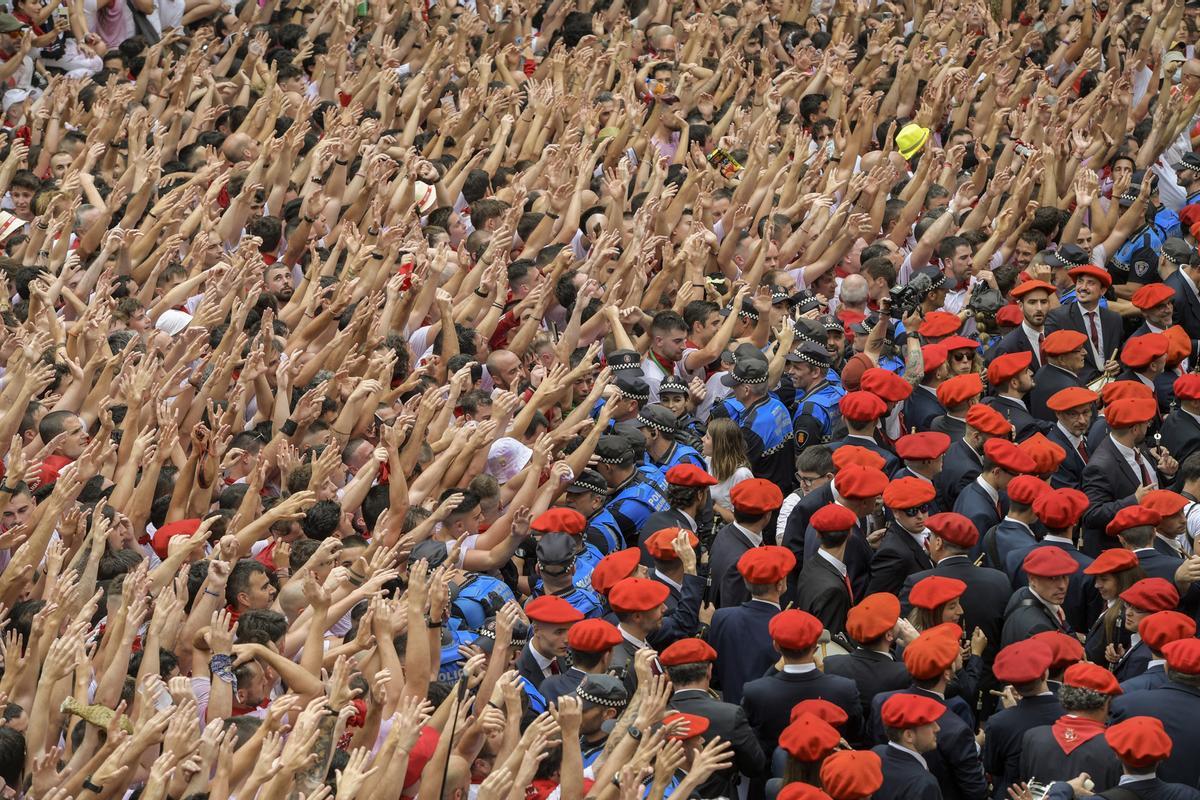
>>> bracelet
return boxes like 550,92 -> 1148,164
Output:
210,654 -> 237,686
82,778 -> 103,794
336,158 -> 349,166
425,615 -> 442,628
492,302 -> 504,309
371,251 -> 385,260
280,418 -> 299,436
36,223 -> 48,230
474,288 -> 489,298
0,485 -> 14,494
204,588 -> 221,598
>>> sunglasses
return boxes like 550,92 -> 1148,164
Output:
901,504 -> 931,516
951,351 -> 974,361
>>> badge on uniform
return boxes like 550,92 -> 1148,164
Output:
1134,260 -> 1151,278
795,430 -> 807,447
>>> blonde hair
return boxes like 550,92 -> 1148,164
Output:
707,417 -> 750,482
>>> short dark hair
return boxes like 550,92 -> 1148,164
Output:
664,662 -> 709,686
237,609 -> 289,645
301,500 -> 342,539
226,559 -> 271,608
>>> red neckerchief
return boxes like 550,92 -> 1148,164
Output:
649,351 -> 676,374
1051,715 -> 1106,755
337,698 -> 368,749
231,698 -> 269,716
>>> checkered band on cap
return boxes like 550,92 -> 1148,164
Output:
619,388 -> 650,401
637,414 -> 674,433
793,350 -> 828,368
572,477 -> 608,494
576,687 -> 627,707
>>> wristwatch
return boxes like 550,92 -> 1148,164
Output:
627,725 -> 642,741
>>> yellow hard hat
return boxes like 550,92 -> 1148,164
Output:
896,123 -> 931,160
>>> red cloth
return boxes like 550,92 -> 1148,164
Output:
1050,715 -> 1107,755
37,455 -> 73,488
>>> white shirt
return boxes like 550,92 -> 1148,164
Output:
782,663 -> 818,674
817,548 -> 849,577
1057,422 -> 1084,454
1111,435 -> 1157,488
1029,585 -> 1066,622
654,569 -> 683,593
1022,321 -> 1044,364
618,626 -> 649,650
735,522 -> 763,548
529,643 -> 557,677
1119,774 -> 1158,786
887,742 -> 929,770
1079,303 -> 1105,366
974,475 -> 1000,505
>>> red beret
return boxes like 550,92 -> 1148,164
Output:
1119,577 -> 1179,612
966,403 -> 1013,436
1019,435 -> 1067,476
1069,264 -> 1113,289
861,367 -> 912,402
777,785 -> 834,800
1138,610 -> 1197,653
1106,717 -> 1173,768
1141,489 -> 1189,517
918,311 -> 962,338
737,545 -> 797,585
524,595 -> 585,625
846,593 -> 901,643
645,528 -> 699,562
590,549 -> 640,595
882,476 -> 938,510
839,391 -> 888,422
1063,661 -> 1122,695
1011,279 -> 1056,299
820,750 -> 884,800
1022,546 -> 1080,577
896,432 -> 951,461
1031,630 -> 1085,670
903,629 -> 961,680
780,713 -> 841,762
1175,373 -> 1200,401
531,508 -> 587,535
769,609 -> 823,650
1131,283 -> 1176,311
834,465 -> 889,499
659,637 -> 717,666
1046,386 -> 1099,412
1007,474 -> 1051,505
1102,380 -> 1155,406
993,640 -> 1053,684
1106,505 -> 1163,537
730,479 -> 784,515
1107,397 -> 1158,427
1164,325 -> 1191,367
607,576 -> 671,613
791,699 -> 851,728
1083,548 -> 1140,575
832,445 -> 887,472
1121,334 -> 1170,369
996,304 -> 1024,327
941,335 -> 981,353
1042,330 -> 1089,357
567,619 -> 623,653
662,712 -> 710,740
984,437 -> 1037,474
1163,638 -> 1200,674
881,693 -> 945,729
1033,488 -> 1090,530
811,503 -> 860,533
840,352 -> 875,391
922,343 -> 949,373
937,373 -> 984,408
909,576 -> 966,610
665,464 -> 718,487
926,512 -> 980,548
152,518 -> 202,559
988,351 -> 1034,386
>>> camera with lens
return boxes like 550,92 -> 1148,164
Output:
887,272 -> 934,319
966,280 -> 1005,316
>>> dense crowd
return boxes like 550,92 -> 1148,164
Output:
9,0 -> 1200,797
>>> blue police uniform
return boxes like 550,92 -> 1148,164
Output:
519,675 -> 548,714
572,542 -> 604,590
879,353 -> 906,375
1113,208 -> 1180,280
437,628 -> 479,681
605,473 -> 670,548
586,507 -> 623,554
650,442 -> 705,472
638,463 -> 668,493
729,394 -> 795,492
449,574 -> 515,630
791,380 -> 846,450
530,584 -> 605,619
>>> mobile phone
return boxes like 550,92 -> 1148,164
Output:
707,147 -> 744,179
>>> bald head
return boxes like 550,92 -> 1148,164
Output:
222,133 -> 259,164
840,273 -> 869,306
277,582 -> 307,623
486,350 -> 523,391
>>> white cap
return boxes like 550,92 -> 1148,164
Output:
414,181 -> 437,215
2,89 -> 27,115
486,437 -> 532,484
154,309 -> 193,336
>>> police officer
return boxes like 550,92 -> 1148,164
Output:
788,341 -> 846,452
715,356 -> 795,492
637,404 -> 706,473
1111,171 -> 1179,286
561,469 -> 623,555
530,508 -> 604,591
659,375 -> 705,447
532,533 -> 604,618
576,675 -> 630,767
594,434 -> 669,548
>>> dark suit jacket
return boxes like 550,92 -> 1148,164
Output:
670,687 -> 767,797
1029,364 -> 1086,422
931,415 -> 967,439
1044,302 -> 1123,384
954,480 -> 1007,552
795,553 -> 853,636
1001,586 -> 1069,648
1047,777 -> 1200,800
1168,267 -> 1200,343
984,395 -> 1051,442
872,743 -> 943,800
979,518 -> 1037,572
781,483 -> 834,598
538,667 -> 588,703
742,668 -> 862,752
986,327 -> 1042,371
706,600 -> 779,705
867,522 -> 935,596
516,644 -> 569,692
869,688 -> 988,800
828,434 -> 902,475
709,523 -> 758,608
905,385 -> 945,433
803,517 -> 874,602
823,648 -> 910,730
1046,424 -> 1088,489
1161,408 -> 1200,471
1018,723 -> 1121,792
1110,681 -> 1200,786
1112,637 -> 1153,684
982,694 -> 1064,799
900,556 -> 1012,665
1007,541 -> 1098,633
648,571 -> 705,649
1082,436 -> 1148,556
1121,662 -> 1170,692
637,507 -> 696,565
939,440 -> 985,508
1131,546 -> 1183,584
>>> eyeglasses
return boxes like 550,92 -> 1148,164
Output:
901,504 -> 931,516
951,351 -> 974,361
797,473 -> 823,487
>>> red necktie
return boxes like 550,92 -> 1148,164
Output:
1077,440 -> 1088,461
1087,311 -> 1100,352
1134,450 -> 1152,485
842,574 -> 855,604
550,660 -> 560,675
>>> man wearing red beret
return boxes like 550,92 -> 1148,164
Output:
868,478 -> 937,596
1029,331 -> 1091,422
986,280 -> 1054,371
1081,396 -> 1179,555
1044,264 -> 1123,385
797,503 -> 862,636
874,694 -> 944,800
1115,333 -> 1172,416
1001,547 -> 1078,647
827,391 -> 901,476
1108,505 -> 1181,584
954,439 -> 1036,546
634,464 -> 711,560
938,404 -> 1013,509
710,478 -> 783,608
1159,372 -> 1200,468
982,640 -> 1064,800
1042,386 -> 1098,489
983,351 -> 1052,442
